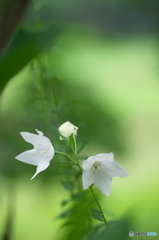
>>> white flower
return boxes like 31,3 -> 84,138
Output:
15,129 -> 54,180
58,121 -> 78,140
82,153 -> 129,196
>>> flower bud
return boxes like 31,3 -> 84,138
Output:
58,121 -> 78,140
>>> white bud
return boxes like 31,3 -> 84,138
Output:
58,121 -> 78,140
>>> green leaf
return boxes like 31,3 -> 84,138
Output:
77,142 -> 85,155
0,24 -> 61,92
64,167 -> 76,176
58,208 -> 74,219
87,220 -> 130,240
72,192 -> 86,201
91,208 -> 104,222
61,200 -> 70,207
69,133 -> 76,150
59,132 -> 68,141
61,181 -> 74,191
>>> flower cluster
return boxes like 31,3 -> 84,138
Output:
15,121 -> 128,196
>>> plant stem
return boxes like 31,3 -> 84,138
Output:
74,156 -> 83,173
50,77 -> 61,124
89,185 -> 109,229
72,137 -> 83,172
55,151 -> 77,165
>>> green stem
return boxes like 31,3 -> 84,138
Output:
46,53 -> 61,124
50,78 -> 61,123
71,136 -> 83,172
55,151 -> 77,165
89,185 -> 109,229
75,156 -> 83,173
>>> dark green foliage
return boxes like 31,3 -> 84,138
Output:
87,220 -> 130,240
91,208 -> 104,222
0,24 -> 61,92
58,208 -> 74,219
61,200 -> 70,207
77,142 -> 85,155
0,0 -> 29,52
61,181 -> 74,191
59,191 -> 94,240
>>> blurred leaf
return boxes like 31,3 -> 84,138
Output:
91,208 -> 104,222
61,181 -> 74,191
0,0 -> 29,52
87,220 -> 130,240
0,24 -> 61,92
72,191 -> 86,201
61,200 -> 70,207
64,166 -> 76,176
77,142 -> 85,155
58,207 -> 74,219
59,190 -> 93,240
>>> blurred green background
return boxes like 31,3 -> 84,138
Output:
0,0 -> 159,239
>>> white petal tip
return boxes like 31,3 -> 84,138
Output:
35,129 -> 44,136
15,155 -> 21,161
30,172 -> 38,180
120,172 -> 129,178
30,175 -> 36,180
102,191 -> 110,197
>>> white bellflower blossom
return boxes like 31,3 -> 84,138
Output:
58,121 -> 78,140
15,129 -> 54,180
82,153 -> 128,196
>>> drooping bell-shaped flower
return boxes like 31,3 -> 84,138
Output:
15,129 -> 54,180
82,153 -> 129,196
58,121 -> 78,140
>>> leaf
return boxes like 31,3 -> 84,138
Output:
77,142 -> 85,155
59,132 -> 68,141
61,181 -> 74,191
64,167 -> 76,176
58,208 -> 74,219
91,208 -> 104,222
0,0 -> 29,52
87,219 -> 130,240
0,24 -> 61,92
61,200 -> 70,207
69,133 -> 76,150
72,192 -> 86,201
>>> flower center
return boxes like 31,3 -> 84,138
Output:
40,145 -> 50,154
40,150 -> 48,153
92,161 -> 101,171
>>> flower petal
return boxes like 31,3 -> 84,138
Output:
82,169 -> 94,189
82,156 -> 96,171
30,161 -> 50,180
103,161 -> 129,178
59,121 -> 78,138
93,168 -> 112,196
36,129 -> 44,136
20,132 -> 52,150
95,153 -> 114,164
15,149 -> 44,166
44,147 -> 55,162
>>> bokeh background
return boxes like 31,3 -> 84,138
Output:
0,0 -> 159,239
